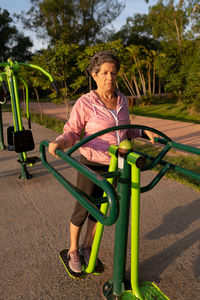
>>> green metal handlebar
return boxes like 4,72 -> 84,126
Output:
40,140 -> 119,226
64,124 -> 174,194
129,137 -> 200,192
19,63 -> 54,82
0,61 -> 54,83
0,60 -> 60,95
66,125 -> 199,193
66,124 -> 172,156
18,63 -> 60,94
66,124 -> 172,172
155,138 -> 200,156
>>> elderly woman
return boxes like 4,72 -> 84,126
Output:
49,50 -> 156,274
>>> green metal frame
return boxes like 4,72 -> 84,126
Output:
0,73 -> 8,150
40,140 -> 118,226
0,58 -> 57,179
0,102 -> 4,150
40,125 -> 200,300
86,145 -> 119,273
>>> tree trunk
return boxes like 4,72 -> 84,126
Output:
133,55 -> 146,96
121,74 -> 135,97
132,75 -> 141,99
153,63 -> 156,95
65,98 -> 70,120
141,72 -> 147,96
158,78 -> 161,97
34,87 -> 43,122
178,90 -> 182,104
148,65 -> 151,95
123,73 -> 136,96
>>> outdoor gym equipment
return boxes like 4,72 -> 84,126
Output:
40,125 -> 200,300
0,74 -> 10,150
0,58 -> 59,179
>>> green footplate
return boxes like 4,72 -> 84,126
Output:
59,249 -> 86,279
102,280 -> 169,300
82,257 -> 104,275
121,282 -> 170,300
59,249 -> 104,279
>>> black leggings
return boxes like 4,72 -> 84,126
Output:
70,156 -> 108,227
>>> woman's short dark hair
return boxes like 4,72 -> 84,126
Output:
88,50 -> 121,75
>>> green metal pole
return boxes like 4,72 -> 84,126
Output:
128,152 -> 145,300
0,75 -> 6,150
112,140 -> 133,298
0,104 -> 5,150
13,73 -> 27,162
7,74 -> 19,131
19,77 -> 29,119
13,75 -> 23,131
6,63 -> 28,179
86,145 -> 118,273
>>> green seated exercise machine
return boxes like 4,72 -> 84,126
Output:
40,125 -> 200,300
0,59 -> 59,179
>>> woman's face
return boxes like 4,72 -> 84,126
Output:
92,62 -> 118,93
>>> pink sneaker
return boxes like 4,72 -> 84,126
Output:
79,246 -> 98,267
79,247 -> 91,265
68,250 -> 82,273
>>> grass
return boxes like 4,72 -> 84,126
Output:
131,97 -> 200,124
1,104 -> 12,112
23,110 -> 65,134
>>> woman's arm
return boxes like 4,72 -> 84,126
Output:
48,96 -> 88,156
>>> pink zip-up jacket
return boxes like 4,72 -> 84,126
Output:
56,90 -> 141,165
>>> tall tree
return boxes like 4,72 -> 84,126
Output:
29,41 -> 81,116
126,45 -> 147,96
188,1 -> 200,36
181,38 -> 200,111
147,0 -> 189,53
110,13 -> 160,50
145,0 -> 200,104
18,0 -> 125,46
0,8 -> 33,62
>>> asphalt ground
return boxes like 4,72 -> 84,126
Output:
0,112 -> 200,300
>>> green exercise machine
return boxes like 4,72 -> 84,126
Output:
0,58 -> 59,179
40,125 -> 200,299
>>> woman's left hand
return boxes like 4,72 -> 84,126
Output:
144,130 -> 158,144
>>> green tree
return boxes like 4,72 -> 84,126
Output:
145,0 -> 200,106
0,8 -> 33,62
73,39 -> 125,92
147,0 -> 189,54
181,39 -> 200,111
126,45 -> 147,96
18,0 -> 125,46
110,13 -> 160,50
29,41 -> 81,117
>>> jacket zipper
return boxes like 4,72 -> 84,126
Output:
108,110 -> 120,145
92,100 -> 127,145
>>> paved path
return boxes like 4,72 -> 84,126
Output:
29,102 -> 200,149
0,112 -> 200,300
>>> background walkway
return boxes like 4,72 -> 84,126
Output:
29,101 -> 200,148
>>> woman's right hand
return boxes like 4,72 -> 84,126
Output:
48,139 -> 66,158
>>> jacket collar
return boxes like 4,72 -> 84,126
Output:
88,90 -> 125,110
